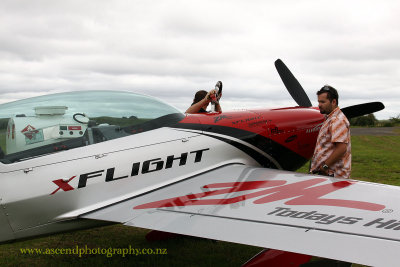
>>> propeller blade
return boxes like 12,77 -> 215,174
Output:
341,102 -> 385,119
275,59 -> 312,107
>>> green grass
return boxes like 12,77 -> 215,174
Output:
0,135 -> 399,266
351,136 -> 400,185
297,135 -> 400,185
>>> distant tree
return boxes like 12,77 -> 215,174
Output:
350,114 -> 378,126
383,114 -> 400,126
389,114 -> 400,124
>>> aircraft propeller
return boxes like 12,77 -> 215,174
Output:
274,59 -> 385,119
274,59 -> 312,107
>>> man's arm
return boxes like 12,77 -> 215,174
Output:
185,97 -> 211,114
319,142 -> 347,175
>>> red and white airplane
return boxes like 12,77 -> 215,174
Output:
0,59 -> 395,266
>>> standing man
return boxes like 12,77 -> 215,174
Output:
310,85 -> 351,179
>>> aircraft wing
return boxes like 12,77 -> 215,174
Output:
82,164 -> 400,266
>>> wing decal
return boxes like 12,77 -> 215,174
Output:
82,165 -> 400,266
134,178 -> 384,211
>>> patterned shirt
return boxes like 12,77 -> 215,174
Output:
311,107 -> 351,178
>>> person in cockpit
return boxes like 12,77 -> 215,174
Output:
186,87 -> 222,114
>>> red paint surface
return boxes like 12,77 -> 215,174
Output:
179,107 -> 324,159
68,126 -> 82,130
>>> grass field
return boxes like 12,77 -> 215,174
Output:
0,134 -> 399,266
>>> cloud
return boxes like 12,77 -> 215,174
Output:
0,0 -> 398,119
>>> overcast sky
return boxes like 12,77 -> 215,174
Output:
0,0 -> 399,119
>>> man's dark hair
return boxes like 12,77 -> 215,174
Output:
192,90 -> 207,105
317,85 -> 339,105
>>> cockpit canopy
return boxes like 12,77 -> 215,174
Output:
0,91 -> 184,163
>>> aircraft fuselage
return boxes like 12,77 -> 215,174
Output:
0,107 -> 324,243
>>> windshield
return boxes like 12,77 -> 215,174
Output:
0,91 -> 184,163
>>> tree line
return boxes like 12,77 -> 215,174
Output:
350,114 -> 400,127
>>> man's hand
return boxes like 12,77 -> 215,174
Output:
310,166 -> 329,176
318,167 -> 329,176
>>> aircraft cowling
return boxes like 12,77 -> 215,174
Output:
178,107 -> 324,171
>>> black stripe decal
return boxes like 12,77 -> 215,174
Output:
174,123 -> 307,171
191,131 -> 278,168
